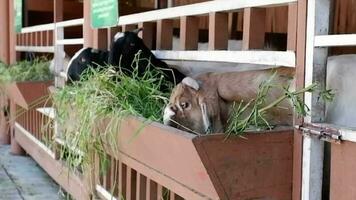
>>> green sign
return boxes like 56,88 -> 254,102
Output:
91,0 -> 119,29
15,0 -> 22,33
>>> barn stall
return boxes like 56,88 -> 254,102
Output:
0,0 -> 355,200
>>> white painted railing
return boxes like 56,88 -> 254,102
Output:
15,18 -> 84,53
314,34 -> 356,47
118,0 -> 297,25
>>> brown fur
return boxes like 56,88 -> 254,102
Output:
164,67 -> 295,134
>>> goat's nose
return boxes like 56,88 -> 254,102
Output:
170,105 -> 177,112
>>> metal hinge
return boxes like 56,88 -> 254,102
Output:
295,123 -> 342,144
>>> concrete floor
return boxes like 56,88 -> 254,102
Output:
0,145 -> 63,200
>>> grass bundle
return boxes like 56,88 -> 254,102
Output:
226,73 -> 335,136
0,57 -> 53,86
52,56 -> 173,175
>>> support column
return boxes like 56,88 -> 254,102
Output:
83,0 -> 94,48
10,101 -> 25,155
302,0 -> 332,200
209,12 -> 228,50
0,0 -> 10,64
242,8 -> 266,50
9,0 -> 16,64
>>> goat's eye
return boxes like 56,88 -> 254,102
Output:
81,57 -> 86,63
180,102 -> 189,109
130,42 -> 135,47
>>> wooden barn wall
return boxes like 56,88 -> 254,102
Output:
331,0 -> 356,55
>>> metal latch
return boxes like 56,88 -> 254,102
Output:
295,123 -> 342,144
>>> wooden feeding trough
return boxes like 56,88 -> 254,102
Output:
97,117 -> 294,200
5,81 -> 52,110
6,80 -> 52,155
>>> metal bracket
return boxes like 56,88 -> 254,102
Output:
295,122 -> 342,144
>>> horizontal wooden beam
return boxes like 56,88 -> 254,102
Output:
153,50 -> 296,67
14,123 -> 91,200
56,38 -> 84,45
118,0 -> 297,25
15,46 -> 54,53
314,34 -> 356,47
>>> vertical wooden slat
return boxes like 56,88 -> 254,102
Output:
242,8 -> 266,50
126,166 -> 132,200
93,29 -> 108,50
107,27 -> 122,50
118,160 -> 123,198
287,4 -> 298,51
293,0 -> 307,200
145,178 -> 150,200
138,22 -> 155,49
156,19 -> 173,50
32,32 -> 36,46
150,181 -> 158,200
209,12 -> 228,50
170,191 -> 175,200
42,32 -> 47,47
83,0 -> 93,48
0,0 -> 10,64
136,172 -> 141,200
180,16 -> 199,50
156,184 -> 163,200
8,0 -> 16,64
122,25 -> 137,32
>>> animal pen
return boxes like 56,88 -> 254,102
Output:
0,0 -> 355,199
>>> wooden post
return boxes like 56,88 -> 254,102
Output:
9,0 -> 17,64
83,0 -> 94,48
0,0 -> 10,64
301,1 -> 332,200
138,22 -> 155,49
180,16 -> 199,50
156,19 -> 173,50
10,101 -> 25,155
93,29 -> 108,50
293,2 -> 307,200
209,12 -> 228,50
242,8 -> 266,50
287,4 -> 298,51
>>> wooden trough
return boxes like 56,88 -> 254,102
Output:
97,117 -> 294,200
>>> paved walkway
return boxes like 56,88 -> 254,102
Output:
0,145 -> 63,200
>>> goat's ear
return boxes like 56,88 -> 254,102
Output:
182,77 -> 200,91
114,32 -> 125,41
133,28 -> 143,35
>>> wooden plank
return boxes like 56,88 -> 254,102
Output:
126,166 -> 132,200
180,16 -> 199,50
242,8 -> 266,50
287,4 -> 298,51
153,50 -> 296,67
96,185 -> 118,200
83,0 -> 93,48
330,141 -> 356,199
157,184 -> 163,200
302,1 -> 332,200
8,0 -> 16,64
138,22 -> 155,49
292,0 -> 307,200
0,0 -> 9,64
14,123 -> 90,200
208,12 -> 228,50
118,0 -> 297,26
16,46 -> 55,53
122,24 -> 137,32
314,34 -> 356,47
156,19 -> 173,50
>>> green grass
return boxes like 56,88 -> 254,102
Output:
0,57 -> 53,83
52,56 -> 173,175
226,73 -> 335,136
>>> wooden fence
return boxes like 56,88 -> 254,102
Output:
6,0 -> 334,199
